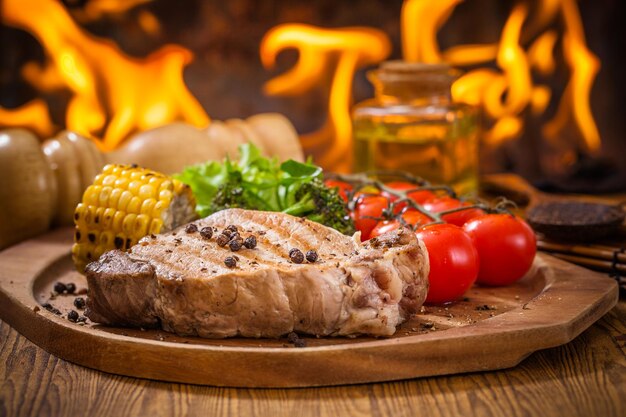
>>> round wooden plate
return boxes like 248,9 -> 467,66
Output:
0,228 -> 618,387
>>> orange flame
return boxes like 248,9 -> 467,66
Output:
72,0 -> 153,23
401,0 -> 461,63
1,0 -> 208,149
401,0 -> 601,151
543,0 -> 601,152
0,99 -> 55,138
261,24 -> 390,171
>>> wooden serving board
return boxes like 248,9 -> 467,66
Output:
0,228 -> 618,388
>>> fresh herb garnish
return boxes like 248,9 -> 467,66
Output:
174,144 -> 354,235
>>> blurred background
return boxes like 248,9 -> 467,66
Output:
1,0 -> 625,191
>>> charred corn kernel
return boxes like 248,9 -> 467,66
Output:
126,196 -> 142,214
140,199 -> 156,215
83,205 -> 93,224
72,164 -> 197,273
74,203 -> 87,228
92,173 -> 104,185
85,185 -> 101,205
151,200 -> 166,219
94,207 -> 105,225
139,184 -> 156,199
99,231 -> 114,246
135,214 -> 150,236
101,208 -> 116,230
114,177 -> 129,189
148,176 -> 163,186
98,187 -> 111,206
173,181 -> 187,194
122,213 -> 137,235
102,175 -> 116,187
112,210 -> 126,232
108,188 -> 123,208
149,218 -> 163,235
117,190 -> 133,211
128,180 -> 142,196
159,180 -> 173,191
159,189 -> 173,206
93,245 -> 106,260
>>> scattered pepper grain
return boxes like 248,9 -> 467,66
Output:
216,233 -> 230,247
53,282 -> 66,294
200,227 -> 213,239
73,297 -> 86,309
289,248 -> 304,264
244,236 -> 257,249
229,238 -> 243,252
305,250 -> 318,263
67,310 -> 79,322
224,256 -> 237,268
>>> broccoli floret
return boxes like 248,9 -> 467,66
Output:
209,172 -> 250,212
283,178 -> 355,235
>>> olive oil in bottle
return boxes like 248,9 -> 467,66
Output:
352,62 -> 479,196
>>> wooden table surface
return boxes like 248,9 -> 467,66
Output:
1,299 -> 624,417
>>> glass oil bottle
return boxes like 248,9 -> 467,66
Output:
352,61 -> 479,196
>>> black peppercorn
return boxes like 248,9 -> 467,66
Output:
224,256 -> 237,268
44,303 -> 61,315
53,282 -> 67,294
244,236 -> 257,249
226,225 -> 238,233
289,248 -> 304,264
200,227 -> 213,239
67,310 -> 79,322
229,238 -> 242,252
73,297 -> 86,309
216,233 -> 230,247
185,223 -> 198,233
66,282 -> 76,294
305,250 -> 318,263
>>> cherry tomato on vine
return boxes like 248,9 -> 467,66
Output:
369,210 -> 432,238
422,196 -> 484,227
352,194 -> 389,241
415,224 -> 480,304
324,179 -> 353,203
463,214 -> 536,286
381,181 -> 436,213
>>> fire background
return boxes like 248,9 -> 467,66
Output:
1,0 -> 625,191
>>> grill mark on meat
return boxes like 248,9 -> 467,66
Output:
210,210 -> 353,257
86,209 -> 429,338
138,213 -> 341,274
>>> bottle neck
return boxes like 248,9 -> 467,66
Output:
369,61 -> 457,105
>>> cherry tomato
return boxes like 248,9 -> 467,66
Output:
352,194 -> 389,241
370,210 -> 432,238
415,224 -> 479,304
422,196 -> 484,226
381,181 -> 436,213
324,179 -> 353,203
463,214 -> 536,286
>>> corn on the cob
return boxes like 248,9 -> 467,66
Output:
72,164 -> 197,273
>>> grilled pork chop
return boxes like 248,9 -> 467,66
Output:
85,209 -> 429,338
